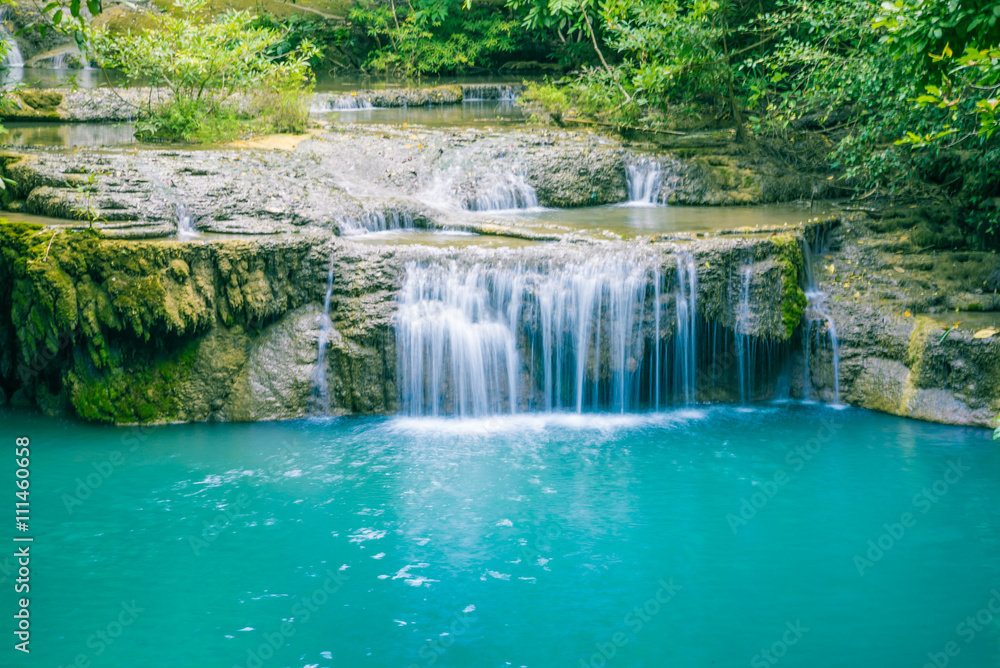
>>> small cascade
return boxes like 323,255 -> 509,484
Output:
625,155 -> 682,205
1,12 -> 23,69
627,157 -> 664,205
461,84 -> 522,102
462,172 -> 538,212
800,235 -> 841,403
673,254 -> 698,404
176,205 -> 200,240
735,263 -> 754,404
337,210 -> 415,235
312,257 -> 336,414
320,94 -> 375,111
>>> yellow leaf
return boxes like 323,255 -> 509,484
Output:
894,266 -> 905,273
827,264 -> 835,274
973,328 -> 998,339
942,43 -> 952,58
904,311 -> 912,317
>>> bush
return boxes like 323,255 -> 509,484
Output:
90,0 -> 319,143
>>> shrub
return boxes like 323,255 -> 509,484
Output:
90,0 -> 320,142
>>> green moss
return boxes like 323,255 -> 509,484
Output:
67,339 -> 200,424
0,227 -> 309,423
905,316 -> 936,382
773,234 -> 808,340
16,90 -> 64,112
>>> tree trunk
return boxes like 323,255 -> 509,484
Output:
720,0 -> 749,143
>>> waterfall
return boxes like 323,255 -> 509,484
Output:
391,248 -> 808,417
337,210 -> 415,235
176,205 -> 200,240
673,254 -> 698,404
626,156 -> 664,205
462,172 -> 538,212
460,84 -> 522,102
801,235 -> 841,403
312,256 -> 336,414
395,251 -> 671,417
319,94 -> 375,111
735,263 -> 754,404
1,10 -> 23,69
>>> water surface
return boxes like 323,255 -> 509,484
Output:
505,203 -> 833,237
318,101 -> 524,127
1,121 -> 137,148
1,405 -> 996,667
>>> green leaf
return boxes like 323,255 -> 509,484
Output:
52,10 -> 63,25
87,0 -> 102,15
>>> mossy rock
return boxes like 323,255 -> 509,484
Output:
16,91 -> 64,112
772,234 -> 808,339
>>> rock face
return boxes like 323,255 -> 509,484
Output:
802,213 -> 1000,427
0,127 -> 630,239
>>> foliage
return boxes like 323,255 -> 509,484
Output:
510,0 -> 1000,242
249,13 -> 350,68
89,0 -> 319,142
14,0 -> 100,50
350,0 -> 518,76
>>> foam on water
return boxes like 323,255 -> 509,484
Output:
386,408 -> 709,436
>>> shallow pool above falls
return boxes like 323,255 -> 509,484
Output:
3,405 -> 997,668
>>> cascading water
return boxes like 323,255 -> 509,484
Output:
421,148 -> 539,213
319,94 -> 375,111
626,157 -> 664,205
801,232 -> 841,403
462,172 -> 538,212
337,210 -> 415,235
735,263 -> 754,404
0,9 -> 23,69
460,84 -> 522,102
312,257 -> 336,414
176,205 -> 200,240
673,254 -> 698,404
395,251 -> 678,417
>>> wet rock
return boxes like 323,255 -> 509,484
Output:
807,213 -> 1000,427
223,305 -> 326,421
